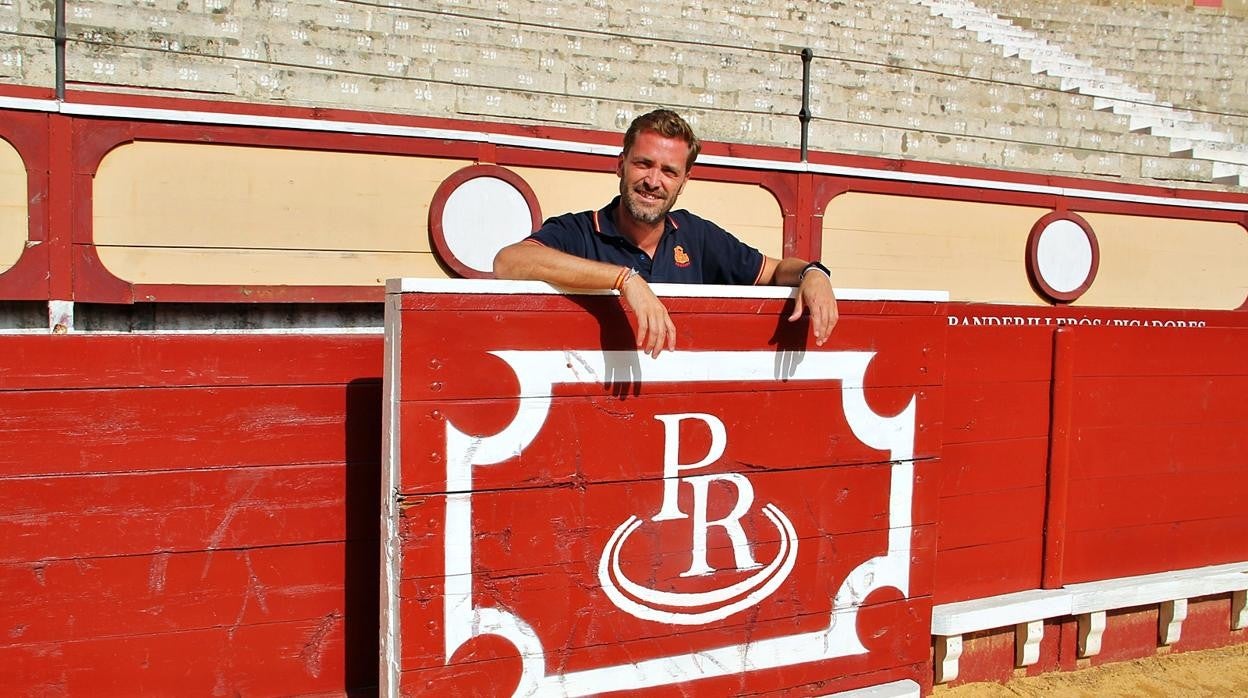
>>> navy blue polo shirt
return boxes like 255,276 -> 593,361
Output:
525,196 -> 766,284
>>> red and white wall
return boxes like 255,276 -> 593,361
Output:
1,87 -> 1247,695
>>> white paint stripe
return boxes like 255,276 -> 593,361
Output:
47,327 -> 384,335
814,679 -> 922,698
4,96 -> 1245,212
387,277 -> 951,302
0,95 -> 59,112
380,298 -> 403,698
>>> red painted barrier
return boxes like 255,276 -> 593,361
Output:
1056,327 -> 1248,584
933,321 -> 1248,686
0,335 -> 383,696
937,325 -> 1054,602
382,281 -> 945,696
2,298 -> 1246,695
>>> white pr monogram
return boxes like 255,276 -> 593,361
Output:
652,413 -> 762,577
597,410 -> 798,624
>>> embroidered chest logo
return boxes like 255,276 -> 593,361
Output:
673,245 -> 691,267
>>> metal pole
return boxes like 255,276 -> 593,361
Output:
799,47 -> 813,162
55,0 -> 66,100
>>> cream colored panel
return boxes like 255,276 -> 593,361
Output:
94,142 -> 469,283
1077,213 -> 1248,310
513,167 -> 784,257
94,247 -> 450,285
0,138 -> 27,271
511,168 -> 617,226
823,193 -> 1046,303
680,179 -> 783,258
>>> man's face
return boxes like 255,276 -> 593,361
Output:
617,130 -> 692,226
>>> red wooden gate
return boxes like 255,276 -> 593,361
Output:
382,280 -> 945,696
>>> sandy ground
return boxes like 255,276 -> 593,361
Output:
935,643 -> 1248,697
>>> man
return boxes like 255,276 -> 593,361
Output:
493,109 -> 837,358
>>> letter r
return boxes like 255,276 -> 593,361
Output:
652,413 -> 727,521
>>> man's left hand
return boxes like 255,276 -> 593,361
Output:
788,271 -> 838,346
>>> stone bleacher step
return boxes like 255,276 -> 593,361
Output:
1210,163 -> 1248,186
1001,40 -> 1066,60
1090,95 -> 1178,117
1174,141 -> 1248,166
1061,76 -> 1156,103
1142,123 -> 1233,145
1037,60 -> 1111,79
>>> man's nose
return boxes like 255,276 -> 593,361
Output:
642,168 -> 661,188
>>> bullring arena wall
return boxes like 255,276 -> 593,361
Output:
2,0 -> 1248,696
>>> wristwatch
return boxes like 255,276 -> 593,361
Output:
799,260 -> 831,281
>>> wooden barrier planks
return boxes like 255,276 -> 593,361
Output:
934,325 -> 1054,603
1059,327 -> 1248,584
0,334 -> 384,696
383,281 -> 945,697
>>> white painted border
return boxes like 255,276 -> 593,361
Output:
385,277 -> 951,302
379,294 -> 404,698
4,96 -> 1245,213
0,326 -> 384,335
439,349 -> 917,695
930,560 -> 1248,681
815,678 -> 921,698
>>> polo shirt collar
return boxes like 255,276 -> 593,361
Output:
593,196 -> 679,244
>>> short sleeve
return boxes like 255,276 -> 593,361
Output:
527,212 -> 592,259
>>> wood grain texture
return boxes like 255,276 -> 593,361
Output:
387,292 -> 944,695
935,326 -> 1055,602
1059,327 -> 1248,584
0,334 -> 383,695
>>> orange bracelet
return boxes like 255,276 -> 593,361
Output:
612,266 -> 630,291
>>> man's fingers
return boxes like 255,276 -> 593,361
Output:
635,312 -> 650,351
648,310 -> 671,358
645,314 -> 661,358
812,304 -> 830,346
637,309 -> 665,358
621,279 -> 676,358
788,292 -> 806,322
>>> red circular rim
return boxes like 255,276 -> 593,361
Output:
428,165 -> 542,279
1026,211 -> 1100,304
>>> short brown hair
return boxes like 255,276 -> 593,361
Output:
622,109 -> 701,171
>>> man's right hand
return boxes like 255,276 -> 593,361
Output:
619,274 -> 676,358
494,241 -> 677,358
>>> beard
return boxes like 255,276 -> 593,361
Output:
620,182 -> 676,225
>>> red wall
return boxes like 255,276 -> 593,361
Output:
1054,327 -> 1248,584
1,303 -> 1246,695
0,334 -> 383,695
936,325 -> 1053,603
386,291 -> 945,696
934,307 -> 1248,605
1,91 -> 1247,306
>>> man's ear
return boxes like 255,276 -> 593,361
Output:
676,167 -> 692,195
616,154 -> 624,178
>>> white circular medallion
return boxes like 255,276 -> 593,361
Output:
1034,218 -> 1094,295
440,176 -> 534,274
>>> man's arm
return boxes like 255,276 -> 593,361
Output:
492,241 -> 676,358
758,256 -> 839,347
